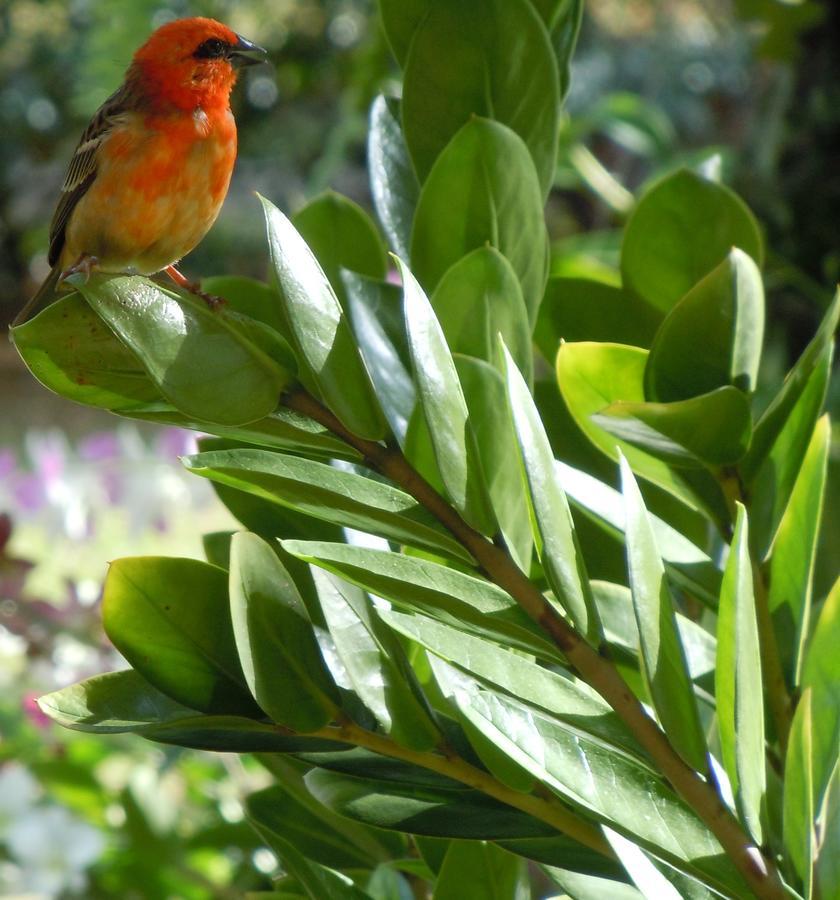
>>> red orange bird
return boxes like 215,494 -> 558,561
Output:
16,17 -> 265,325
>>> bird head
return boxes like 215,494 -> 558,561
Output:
131,17 -> 266,112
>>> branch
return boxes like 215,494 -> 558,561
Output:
283,388 -> 789,900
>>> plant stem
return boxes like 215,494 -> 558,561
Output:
283,388 -> 790,900
309,719 -> 614,859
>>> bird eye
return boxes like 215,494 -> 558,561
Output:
194,38 -> 228,59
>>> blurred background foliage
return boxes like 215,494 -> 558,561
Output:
0,0 -> 837,895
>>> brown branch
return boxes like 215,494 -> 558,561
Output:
283,387 -> 789,900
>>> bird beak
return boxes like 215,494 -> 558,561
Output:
229,34 -> 267,67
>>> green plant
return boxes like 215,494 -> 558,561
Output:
11,2 -> 838,898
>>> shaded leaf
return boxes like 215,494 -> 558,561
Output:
716,505 -> 765,844
400,258 -> 496,534
260,196 -> 386,440
621,169 -> 763,314
434,841 -> 527,900
620,457 -> 707,771
378,0 -> 429,66
229,533 -> 339,730
783,690 -> 815,896
102,557 -> 259,715
410,118 -> 548,326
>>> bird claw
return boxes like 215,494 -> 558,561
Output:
60,254 -> 99,285
163,264 -> 226,311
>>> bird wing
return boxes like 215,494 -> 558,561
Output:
48,83 -> 134,267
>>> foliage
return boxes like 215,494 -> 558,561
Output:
9,2 -> 839,899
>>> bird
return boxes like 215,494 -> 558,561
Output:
14,17 -> 265,326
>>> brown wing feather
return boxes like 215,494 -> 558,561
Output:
48,84 -> 133,266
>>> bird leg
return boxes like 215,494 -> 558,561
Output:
164,265 -> 225,310
60,254 -> 100,285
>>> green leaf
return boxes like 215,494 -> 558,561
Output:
400,258 -> 496,534
742,291 -> 839,481
545,868 -> 642,900
126,403 -> 360,460
292,191 -> 387,297
102,557 -> 259,715
200,274 -> 289,334
342,272 -> 415,445
603,828 -> 683,900
534,278 -> 661,361
801,576 -> 840,807
245,784 -> 384,870
380,608 -> 646,759
455,356 -> 533,572
11,291 -> 162,410
434,841 -> 526,900
816,762 -> 840,900
543,0 -> 584,96
645,249 -> 765,401
430,659 -> 748,897
260,196 -> 386,440
783,689 -> 815,896
37,671 -> 344,752
312,569 -> 440,749
229,533 -> 339,731
368,96 -> 419,261
401,0 -> 559,197
768,415 -> 830,688
378,0 -> 429,66
556,341 -> 726,522
184,448 -> 473,563
619,457 -> 707,771
431,248 -> 532,385
500,342 -> 601,642
621,169 -> 763,313
410,118 -> 548,326
281,541 -> 558,661
594,388 -> 753,468
557,462 -> 722,606
715,505 -> 765,844
304,767 -> 556,840
68,274 -> 291,426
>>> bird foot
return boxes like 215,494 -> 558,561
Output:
164,264 -> 226,310
60,254 -> 99,285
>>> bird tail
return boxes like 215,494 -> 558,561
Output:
11,265 -> 62,330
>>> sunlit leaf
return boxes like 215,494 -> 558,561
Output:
783,689 -> 815,896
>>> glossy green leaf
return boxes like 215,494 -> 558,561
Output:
402,0 -> 559,197
281,541 -> 558,661
768,415 -> 830,687
816,763 -> 840,900
342,271 -> 415,445
368,95 -> 419,261
557,462 -> 722,606
744,297 -> 837,556
292,191 -> 387,297
621,169 -> 763,313
619,457 -> 707,771
37,671 -> 343,752
742,290 -> 839,482
70,274 -> 291,425
400,258 -> 496,534
430,659 -> 748,897
501,342 -> 601,642
432,248 -> 532,384
783,689 -> 815,895
304,767 -> 556,840
645,249 -> 765,401
380,608 -> 646,760
594,387 -> 753,467
312,569 -> 440,749
542,0 -> 584,95
229,533 -> 339,731
185,448 -> 472,562
545,868 -> 641,900
11,291 -> 162,410
603,828 -> 682,900
434,841 -> 526,900
378,0 -> 429,66
410,118 -> 548,326
801,576 -> 840,807
715,505 -> 765,844
591,581 -> 716,684
200,274 -> 288,335
102,557 -> 259,715
534,277 -> 661,361
126,403 -> 360,460
557,341 -> 726,523
455,356 -> 532,572
260,195 -> 386,440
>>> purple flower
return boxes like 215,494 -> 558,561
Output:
78,432 -> 120,461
